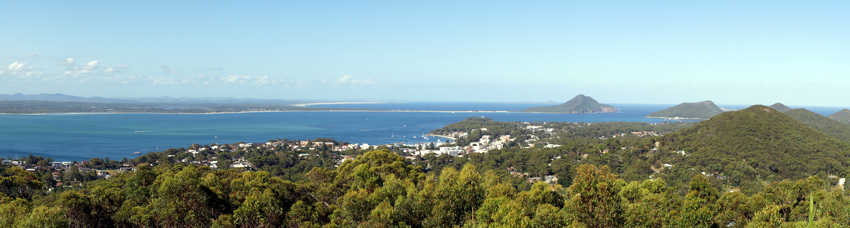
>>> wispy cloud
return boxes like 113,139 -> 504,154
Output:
162,66 -> 179,74
8,61 -> 31,71
57,57 -> 74,66
83,60 -> 99,70
1,57 -> 365,90
199,67 -> 225,71
336,74 -> 375,85
220,75 -> 281,85
103,64 -> 128,74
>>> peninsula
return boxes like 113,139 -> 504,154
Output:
521,94 -> 616,113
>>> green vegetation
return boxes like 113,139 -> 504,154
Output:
659,105 -> 850,188
2,154 -> 848,227
648,100 -> 723,119
522,94 -> 616,113
769,103 -> 792,112
785,108 -> 850,142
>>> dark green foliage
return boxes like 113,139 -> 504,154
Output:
784,108 -> 850,142
522,94 -> 616,113
648,100 -> 723,119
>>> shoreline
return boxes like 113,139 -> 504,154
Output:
645,116 -> 707,120
426,133 -> 456,141
292,101 -> 387,107
0,109 -> 523,115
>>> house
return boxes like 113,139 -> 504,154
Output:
96,170 -> 112,179
544,175 -> 559,184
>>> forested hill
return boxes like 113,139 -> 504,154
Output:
768,102 -> 791,112
829,108 -> 850,123
784,108 -> 850,142
659,105 -> 850,183
522,94 -> 616,113
647,100 -> 723,119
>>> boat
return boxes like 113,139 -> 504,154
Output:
133,151 -> 141,154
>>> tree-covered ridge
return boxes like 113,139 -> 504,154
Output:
648,100 -> 723,119
769,102 -> 792,112
659,105 -> 850,184
829,108 -> 850,123
784,108 -> 850,142
522,94 -> 616,113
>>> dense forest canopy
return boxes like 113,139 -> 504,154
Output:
784,108 -> 850,142
659,105 -> 850,186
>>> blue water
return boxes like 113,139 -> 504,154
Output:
0,103 -> 840,162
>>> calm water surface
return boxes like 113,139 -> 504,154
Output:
1,103 -> 838,161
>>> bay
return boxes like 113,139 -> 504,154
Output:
5,102 -> 837,162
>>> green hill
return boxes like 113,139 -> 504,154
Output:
829,109 -> 850,123
522,94 -> 616,113
784,108 -> 850,142
768,102 -> 791,112
647,100 -> 722,119
659,105 -> 850,183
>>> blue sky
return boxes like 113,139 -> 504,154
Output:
1,1 -> 848,106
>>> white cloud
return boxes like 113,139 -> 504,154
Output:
337,75 -> 352,83
255,75 -> 270,85
57,57 -> 75,66
83,60 -> 99,70
222,75 -> 252,83
336,74 -> 375,85
8,61 -> 29,71
103,64 -> 128,74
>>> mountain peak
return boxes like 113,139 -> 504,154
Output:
647,100 -> 722,119
829,109 -> 850,122
768,103 -> 791,112
522,94 -> 616,113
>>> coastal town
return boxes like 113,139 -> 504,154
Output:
3,119 -> 678,191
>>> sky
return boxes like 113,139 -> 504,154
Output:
1,1 -> 849,106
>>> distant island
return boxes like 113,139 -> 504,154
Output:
768,102 -> 791,112
647,100 -> 723,119
521,94 -> 616,113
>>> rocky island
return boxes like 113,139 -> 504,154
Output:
522,94 -> 616,113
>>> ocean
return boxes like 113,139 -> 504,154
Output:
0,103 -> 842,162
